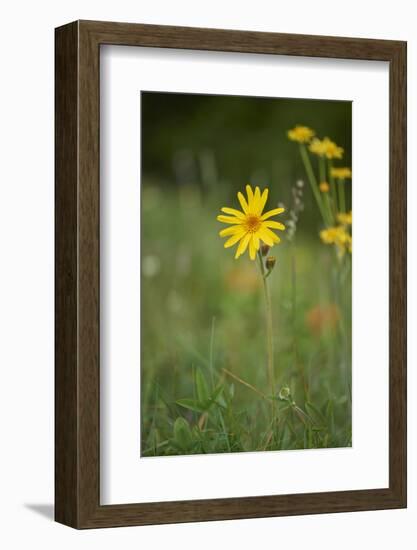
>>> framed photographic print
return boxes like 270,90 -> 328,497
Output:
55,20 -> 407,528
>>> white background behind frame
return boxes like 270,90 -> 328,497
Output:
100,45 -> 389,505
2,0 -> 416,548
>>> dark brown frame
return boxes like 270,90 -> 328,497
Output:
55,20 -> 407,529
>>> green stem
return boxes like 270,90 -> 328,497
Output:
338,179 -> 346,213
319,156 -> 326,183
257,252 -> 276,421
324,193 -> 334,225
299,144 -> 329,226
291,246 -> 307,400
328,159 -> 338,216
319,157 -> 334,225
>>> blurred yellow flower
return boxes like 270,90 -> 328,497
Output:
320,227 -> 338,244
320,225 -> 351,257
337,211 -> 352,225
309,137 -> 344,159
319,181 -> 330,193
309,138 -> 327,156
322,138 -> 344,159
331,167 -> 352,179
287,125 -> 315,143
217,185 -> 285,260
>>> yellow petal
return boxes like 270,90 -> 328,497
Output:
246,185 -> 254,204
259,226 -> 280,245
249,237 -> 257,260
252,232 -> 260,250
217,215 -> 243,225
251,186 -> 261,213
263,220 -> 285,230
235,232 -> 251,259
258,227 -> 274,246
224,231 -> 244,248
221,207 -> 245,219
219,225 -> 243,237
257,188 -> 269,215
237,192 -> 249,214
260,207 -> 285,221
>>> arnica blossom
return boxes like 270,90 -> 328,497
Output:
337,211 -> 352,225
287,125 -> 315,143
309,138 -> 327,156
217,185 -> 285,260
319,181 -> 330,193
331,167 -> 352,179
309,137 -> 344,159
320,225 -> 352,256
322,138 -> 344,160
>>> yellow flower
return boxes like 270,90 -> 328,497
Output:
217,185 -> 285,261
320,227 -> 340,244
319,181 -> 330,193
331,167 -> 352,179
320,225 -> 351,257
309,137 -> 344,159
337,211 -> 352,225
287,125 -> 315,143
347,239 -> 352,254
309,138 -> 327,156
322,137 -> 344,159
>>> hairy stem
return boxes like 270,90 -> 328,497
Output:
328,159 -> 339,217
320,156 -> 335,224
257,252 -> 276,423
338,178 -> 346,213
299,144 -> 329,226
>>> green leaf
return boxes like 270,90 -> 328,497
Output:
195,368 -> 210,403
210,384 -> 223,400
173,417 -> 193,450
325,399 -> 334,420
325,399 -> 335,432
176,398 -> 205,413
306,425 -> 313,448
215,395 -> 227,408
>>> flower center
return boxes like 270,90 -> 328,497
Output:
245,214 -> 261,233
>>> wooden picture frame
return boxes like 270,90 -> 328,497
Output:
55,20 -> 407,528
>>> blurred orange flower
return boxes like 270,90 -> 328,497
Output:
305,304 -> 340,337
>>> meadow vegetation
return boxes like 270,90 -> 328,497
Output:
140,93 -> 352,456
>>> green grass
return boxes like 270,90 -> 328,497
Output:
140,182 -> 352,456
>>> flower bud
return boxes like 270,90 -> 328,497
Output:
260,243 -> 270,257
265,256 -> 276,272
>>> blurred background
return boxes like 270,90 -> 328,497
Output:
141,91 -> 352,456
142,91 -> 351,213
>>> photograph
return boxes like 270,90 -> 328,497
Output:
140,91 -> 352,457
0,0 -> 410,540
0,3 -> 408,542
